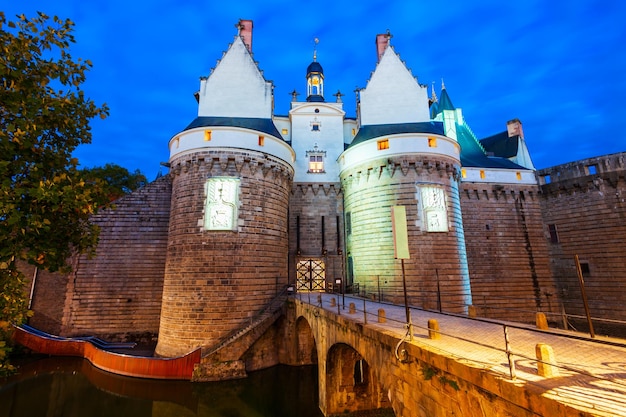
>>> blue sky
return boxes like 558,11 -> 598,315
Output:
5,1 -> 626,180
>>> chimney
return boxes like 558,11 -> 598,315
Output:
506,119 -> 524,139
238,19 -> 253,52
375,32 -> 391,63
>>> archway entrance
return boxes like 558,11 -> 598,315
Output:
296,259 -> 326,292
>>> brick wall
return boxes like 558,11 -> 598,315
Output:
21,263 -> 66,334
538,153 -> 626,334
341,155 -> 471,313
57,176 -> 172,342
288,183 -> 344,290
461,183 -> 557,323
155,150 -> 293,357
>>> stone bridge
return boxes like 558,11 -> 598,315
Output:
286,294 -> 626,417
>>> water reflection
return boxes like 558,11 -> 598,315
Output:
0,357 -> 323,417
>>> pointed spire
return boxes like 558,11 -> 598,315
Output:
306,38 -> 324,102
431,82 -> 438,103
438,79 -> 455,112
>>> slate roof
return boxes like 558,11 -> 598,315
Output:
457,125 -> 524,169
480,131 -> 519,159
348,121 -> 524,170
437,88 -> 455,113
350,122 -> 445,147
183,116 -> 283,139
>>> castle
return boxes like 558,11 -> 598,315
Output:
25,20 -> 626,359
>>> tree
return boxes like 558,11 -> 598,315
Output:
0,11 -> 109,375
81,163 -> 147,202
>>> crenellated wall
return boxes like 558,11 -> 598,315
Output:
537,152 -> 626,334
341,154 -> 471,313
155,150 -> 294,357
460,183 -> 558,322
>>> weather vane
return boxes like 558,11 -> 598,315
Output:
313,37 -> 319,61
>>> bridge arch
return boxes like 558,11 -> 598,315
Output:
325,342 -> 390,415
295,316 -> 318,365
292,304 -> 394,416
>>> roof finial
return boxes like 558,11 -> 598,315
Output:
431,82 -> 438,102
441,78 -> 446,90
313,37 -> 319,61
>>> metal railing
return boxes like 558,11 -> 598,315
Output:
322,279 -> 626,339
294,292 -> 626,416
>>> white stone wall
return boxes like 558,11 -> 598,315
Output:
340,133 -> 460,173
289,102 -> 347,183
169,127 -> 295,168
359,47 -> 430,126
461,167 -> 537,185
197,36 -> 273,119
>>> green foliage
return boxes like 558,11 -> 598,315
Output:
421,365 -> 460,391
81,163 -> 147,202
0,11 -> 109,374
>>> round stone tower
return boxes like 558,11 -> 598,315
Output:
155,21 -> 295,357
339,32 -> 471,313
339,129 -> 470,313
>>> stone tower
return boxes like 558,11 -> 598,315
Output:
339,34 -> 472,312
155,20 -> 295,357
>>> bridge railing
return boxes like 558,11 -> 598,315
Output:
323,279 -> 626,339
294,292 -> 626,416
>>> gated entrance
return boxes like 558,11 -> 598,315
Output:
296,259 -> 326,292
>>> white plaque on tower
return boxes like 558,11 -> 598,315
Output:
204,177 -> 240,231
419,186 -> 448,232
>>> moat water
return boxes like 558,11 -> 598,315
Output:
0,356 -> 324,417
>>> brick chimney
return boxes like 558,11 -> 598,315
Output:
375,32 -> 391,63
506,118 -> 524,139
238,19 -> 253,52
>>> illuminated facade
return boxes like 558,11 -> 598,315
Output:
152,20 -> 556,355
35,19 -> 622,357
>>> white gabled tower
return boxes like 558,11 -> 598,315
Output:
196,20 -> 274,119
358,32 -> 430,126
157,20 -> 294,358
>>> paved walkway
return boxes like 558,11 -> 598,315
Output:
297,292 -> 626,417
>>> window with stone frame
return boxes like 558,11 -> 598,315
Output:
306,146 -> 326,173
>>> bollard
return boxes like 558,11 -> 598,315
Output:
330,297 -> 336,307
349,302 -> 356,314
378,308 -> 386,323
536,312 -> 549,330
468,305 -> 477,318
428,319 -> 440,340
536,343 -> 559,377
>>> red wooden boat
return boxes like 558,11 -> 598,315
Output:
12,324 -> 201,380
